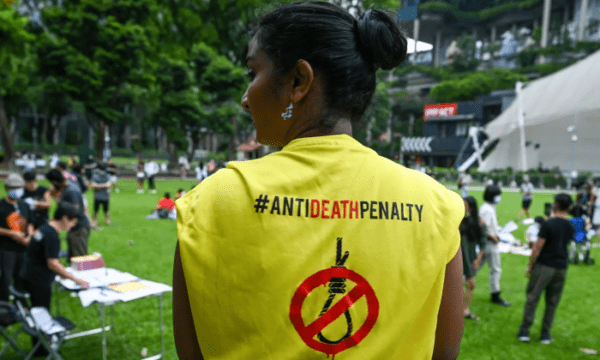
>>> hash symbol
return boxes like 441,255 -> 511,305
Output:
254,194 -> 270,213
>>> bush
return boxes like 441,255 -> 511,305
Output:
419,1 -> 452,12
573,41 -> 600,52
430,68 -> 528,102
518,49 -> 537,67
520,62 -> 571,77
535,46 -> 562,55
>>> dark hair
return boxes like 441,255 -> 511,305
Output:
23,171 -> 36,182
53,202 -> 79,220
460,196 -> 482,241
251,1 -> 407,125
534,216 -> 545,225
178,188 -> 184,192
97,162 -> 107,171
464,196 -> 478,220
164,192 -> 171,199
555,193 -> 573,212
56,161 -> 68,170
483,185 -> 501,203
46,169 -> 65,183
71,163 -> 82,173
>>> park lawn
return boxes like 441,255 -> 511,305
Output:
1,180 -> 599,359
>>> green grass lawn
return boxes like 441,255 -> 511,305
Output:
1,180 -> 599,359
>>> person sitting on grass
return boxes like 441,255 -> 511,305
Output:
147,193 -> 176,220
518,193 -> 575,344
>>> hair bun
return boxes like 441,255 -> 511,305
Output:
356,9 -> 407,70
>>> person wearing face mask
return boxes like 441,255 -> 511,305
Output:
45,169 -> 91,259
478,184 -> 511,307
0,173 -> 33,302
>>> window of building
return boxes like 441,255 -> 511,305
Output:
440,124 -> 447,138
456,122 -> 468,136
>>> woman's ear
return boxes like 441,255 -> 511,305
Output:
291,60 -> 314,103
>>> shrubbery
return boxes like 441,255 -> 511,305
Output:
426,166 -> 592,190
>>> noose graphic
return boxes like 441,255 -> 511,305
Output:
316,237 -> 353,345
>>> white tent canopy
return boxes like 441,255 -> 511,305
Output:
480,49 -> 600,173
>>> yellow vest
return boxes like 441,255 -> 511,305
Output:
177,135 -> 463,360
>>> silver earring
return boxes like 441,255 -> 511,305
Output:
281,103 -> 293,120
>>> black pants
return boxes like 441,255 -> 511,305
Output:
147,175 -> 155,190
94,199 -> 110,214
23,279 -> 52,309
520,263 -> 566,333
0,250 -> 25,302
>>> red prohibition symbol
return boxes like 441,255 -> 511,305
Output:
289,267 -> 379,357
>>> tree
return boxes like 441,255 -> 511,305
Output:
35,0 -> 157,158
429,68 -> 527,102
0,5 -> 36,164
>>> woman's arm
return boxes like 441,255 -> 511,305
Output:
173,242 -> 203,360
432,248 -> 464,360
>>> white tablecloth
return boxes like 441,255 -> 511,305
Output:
57,268 -> 172,307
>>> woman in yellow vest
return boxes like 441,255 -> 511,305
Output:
174,2 -> 465,359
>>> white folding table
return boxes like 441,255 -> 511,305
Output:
54,268 -> 172,360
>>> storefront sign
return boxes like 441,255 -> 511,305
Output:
424,103 -> 457,120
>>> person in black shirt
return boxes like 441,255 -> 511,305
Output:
22,171 -> 52,229
20,202 -> 89,310
518,193 -> 575,344
70,163 -> 89,194
46,169 -> 91,258
0,173 -> 32,301
84,155 -> 97,182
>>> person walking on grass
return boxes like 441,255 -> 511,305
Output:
478,184 -> 511,307
145,158 -> 159,194
136,159 -> 146,193
518,193 -> 575,344
91,162 -> 112,227
517,175 -> 534,222
461,196 -> 485,321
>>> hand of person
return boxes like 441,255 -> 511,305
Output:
10,231 -> 30,245
23,197 -> 36,210
490,234 -> 499,243
466,277 -> 476,290
525,265 -> 532,278
75,279 -> 89,289
472,259 -> 480,271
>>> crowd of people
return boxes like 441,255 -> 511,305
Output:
3,2 -> 598,358
458,179 -> 595,346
